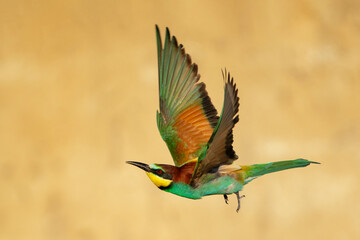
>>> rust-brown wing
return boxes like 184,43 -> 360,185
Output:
156,26 -> 219,166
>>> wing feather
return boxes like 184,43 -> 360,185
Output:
155,25 -> 219,166
192,71 -> 240,184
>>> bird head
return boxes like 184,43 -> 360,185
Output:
126,161 -> 173,188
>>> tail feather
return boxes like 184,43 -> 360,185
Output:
243,159 -> 319,184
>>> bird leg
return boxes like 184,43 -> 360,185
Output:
223,194 -> 229,204
235,192 -> 245,212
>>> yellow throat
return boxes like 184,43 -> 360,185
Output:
146,172 -> 172,188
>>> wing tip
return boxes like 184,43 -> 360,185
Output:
171,36 -> 178,47
223,70 -> 240,115
185,53 -> 192,65
193,63 -> 198,75
165,26 -> 170,36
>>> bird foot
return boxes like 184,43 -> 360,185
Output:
235,192 -> 245,213
223,194 -> 229,204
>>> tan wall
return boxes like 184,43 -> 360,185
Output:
1,0 -> 359,239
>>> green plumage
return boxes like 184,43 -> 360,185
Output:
164,159 -> 319,199
126,26 -> 319,212
244,159 -> 319,183
163,175 -> 243,199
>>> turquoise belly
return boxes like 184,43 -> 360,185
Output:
163,175 -> 243,199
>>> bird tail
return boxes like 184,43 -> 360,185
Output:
242,159 -> 319,184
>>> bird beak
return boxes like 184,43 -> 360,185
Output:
126,161 -> 151,172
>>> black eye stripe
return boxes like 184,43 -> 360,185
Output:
152,169 -> 163,175
151,169 -> 172,180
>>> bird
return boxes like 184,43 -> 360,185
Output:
127,25 -> 319,212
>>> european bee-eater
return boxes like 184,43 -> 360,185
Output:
127,25 -> 319,212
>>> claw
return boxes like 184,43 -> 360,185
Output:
223,194 -> 229,204
235,192 -> 245,212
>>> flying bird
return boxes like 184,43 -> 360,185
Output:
127,25 -> 319,212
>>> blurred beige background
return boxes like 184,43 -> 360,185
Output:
1,0 -> 359,239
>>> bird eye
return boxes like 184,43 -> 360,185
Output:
156,169 -> 163,175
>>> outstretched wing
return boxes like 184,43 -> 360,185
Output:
192,71 -> 240,184
156,25 -> 219,167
